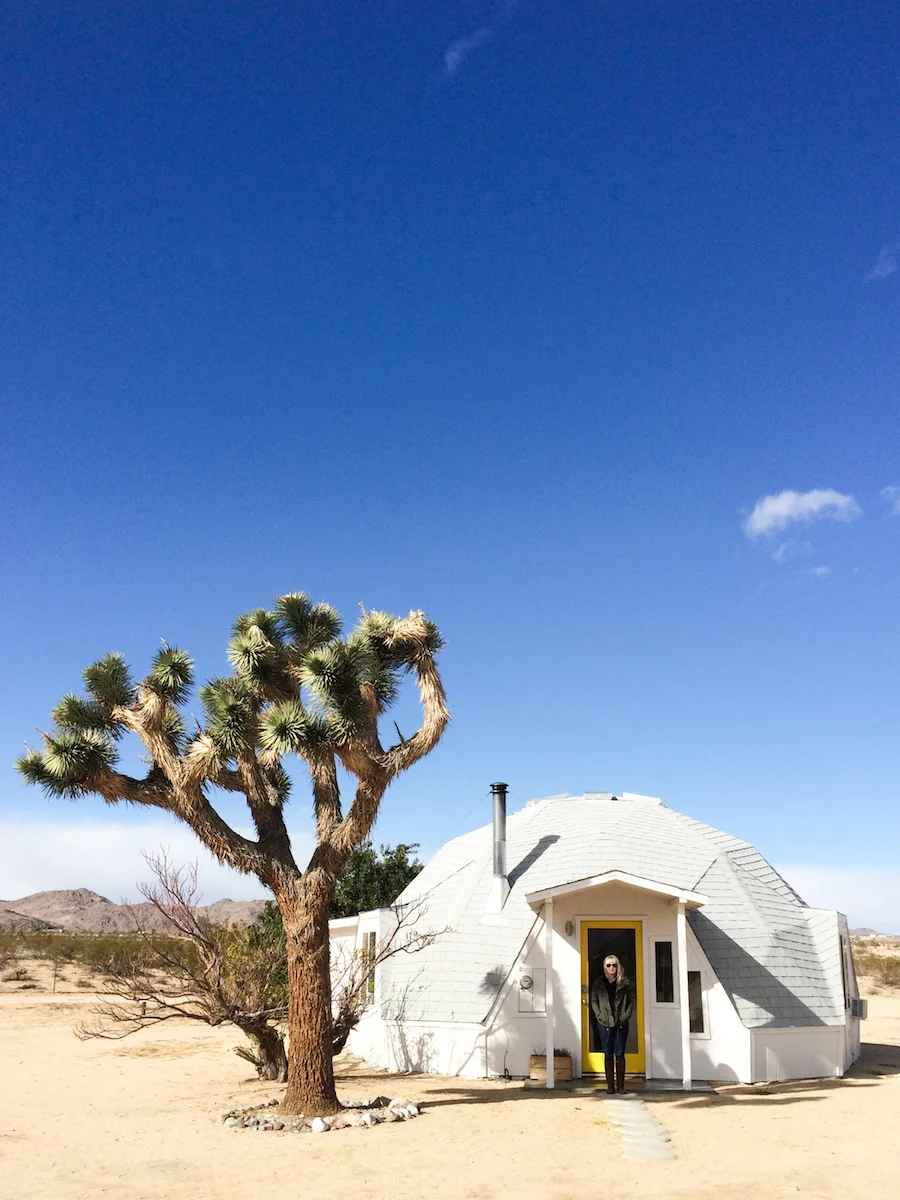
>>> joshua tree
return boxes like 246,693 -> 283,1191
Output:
16,594 -> 448,1115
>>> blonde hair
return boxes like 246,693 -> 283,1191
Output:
602,954 -> 626,984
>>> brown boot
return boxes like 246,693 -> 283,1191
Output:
605,1058 -> 616,1094
615,1060 -> 626,1094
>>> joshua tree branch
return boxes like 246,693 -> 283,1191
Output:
382,654 -> 449,778
311,755 -> 342,842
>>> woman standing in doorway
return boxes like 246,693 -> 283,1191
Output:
590,954 -> 635,1094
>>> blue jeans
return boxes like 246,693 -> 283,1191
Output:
598,1023 -> 629,1065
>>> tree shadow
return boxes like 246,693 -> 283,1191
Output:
415,1044 -> 900,1112
852,1040 -> 900,1076
507,835 -> 560,889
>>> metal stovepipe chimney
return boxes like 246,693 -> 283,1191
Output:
487,781 -> 509,914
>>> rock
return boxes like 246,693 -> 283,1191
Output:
224,1117 -> 240,1127
371,1095 -> 391,1108
341,1111 -> 366,1128
383,1109 -> 401,1123
362,1113 -> 379,1127
272,1120 -> 285,1130
310,1118 -> 330,1133
389,1096 -> 413,1110
328,1116 -> 350,1130
268,1098 -> 280,1106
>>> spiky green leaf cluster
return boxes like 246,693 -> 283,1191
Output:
146,646 -> 193,703
260,700 -> 331,759
15,730 -> 118,798
300,641 -> 371,741
51,694 -> 123,740
200,677 -> 258,758
275,593 -> 341,653
227,623 -> 290,694
83,653 -> 134,709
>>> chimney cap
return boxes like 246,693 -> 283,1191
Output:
490,781 -> 508,791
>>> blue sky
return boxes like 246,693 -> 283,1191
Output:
2,2 -> 899,927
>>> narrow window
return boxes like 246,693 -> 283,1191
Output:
688,970 -> 704,1033
839,935 -> 851,1010
365,931 -> 377,1002
655,941 -> 674,1003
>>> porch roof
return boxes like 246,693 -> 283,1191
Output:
525,870 -> 708,908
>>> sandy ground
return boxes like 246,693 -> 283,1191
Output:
1,969 -> 899,1200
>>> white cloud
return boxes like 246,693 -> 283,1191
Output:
744,488 -> 861,538
779,865 -> 900,933
442,1 -> 516,78
809,565 -> 831,578
880,485 -> 900,515
868,242 -> 900,281
444,26 -> 494,76
0,816 -> 314,904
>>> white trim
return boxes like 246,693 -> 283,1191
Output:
677,901 -> 692,1091
328,916 -> 359,934
526,871 -> 708,907
544,899 -> 554,1090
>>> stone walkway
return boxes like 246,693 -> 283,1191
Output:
600,1093 -> 676,1162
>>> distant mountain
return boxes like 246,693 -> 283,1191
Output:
0,888 -> 267,934
0,908 -> 56,932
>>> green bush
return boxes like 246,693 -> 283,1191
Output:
0,930 -> 196,978
851,947 -> 900,988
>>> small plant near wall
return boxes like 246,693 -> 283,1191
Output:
529,1046 -> 573,1081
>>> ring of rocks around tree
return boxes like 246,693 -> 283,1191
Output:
222,1096 -> 421,1133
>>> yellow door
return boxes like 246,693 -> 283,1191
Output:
581,921 -> 645,1074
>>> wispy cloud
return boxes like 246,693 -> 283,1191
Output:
809,565 -> 832,578
880,485 -> 900,515
744,488 -> 861,539
868,241 -> 900,281
443,1 -> 516,78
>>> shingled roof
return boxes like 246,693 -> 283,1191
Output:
377,792 -> 845,1029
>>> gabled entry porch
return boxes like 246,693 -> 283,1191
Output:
524,871 -> 708,1092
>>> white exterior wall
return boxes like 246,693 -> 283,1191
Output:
750,1026 -> 846,1082
336,888 -> 855,1084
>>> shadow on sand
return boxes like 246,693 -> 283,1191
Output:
369,1039 -> 898,1113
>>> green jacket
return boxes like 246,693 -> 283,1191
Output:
590,975 -> 635,1028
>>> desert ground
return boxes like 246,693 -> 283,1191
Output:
1,959 -> 899,1200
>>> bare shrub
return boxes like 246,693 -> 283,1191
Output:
78,852 -> 444,1082
2,967 -> 34,983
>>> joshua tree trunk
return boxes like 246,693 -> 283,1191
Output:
279,878 -> 339,1116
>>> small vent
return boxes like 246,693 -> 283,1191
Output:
851,997 -> 868,1020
